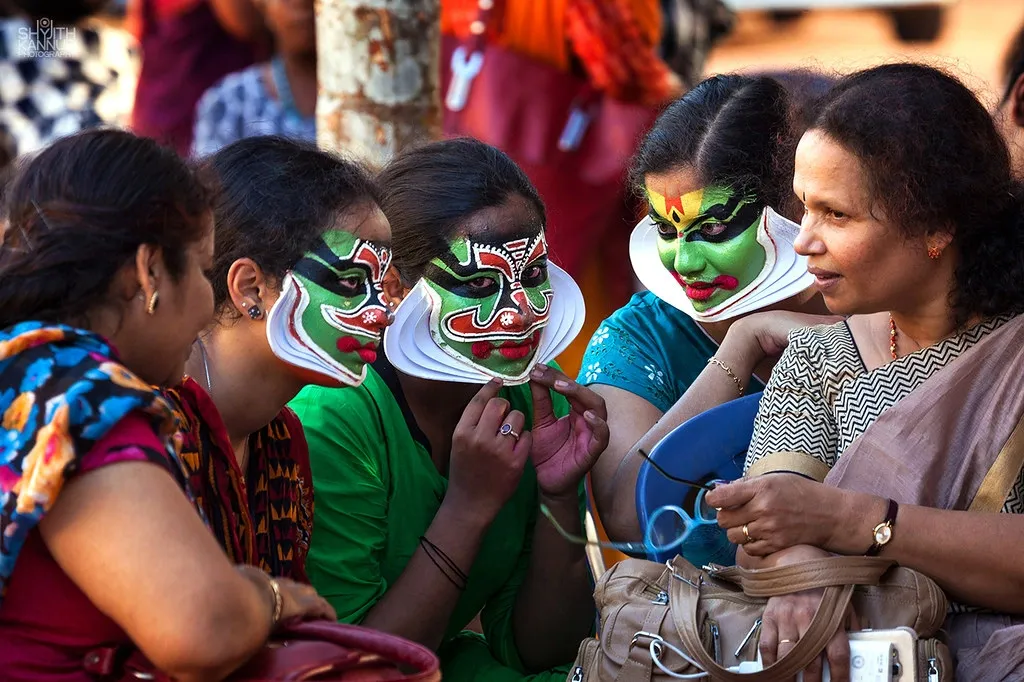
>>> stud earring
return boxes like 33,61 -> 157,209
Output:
927,245 -> 942,260
146,291 -> 160,315
247,304 -> 263,320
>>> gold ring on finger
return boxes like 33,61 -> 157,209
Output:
742,524 -> 754,544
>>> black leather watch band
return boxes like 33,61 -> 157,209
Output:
866,499 -> 899,557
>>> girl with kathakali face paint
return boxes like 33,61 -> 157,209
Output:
164,136 -> 399,583
291,139 -> 604,682
579,73 -> 839,548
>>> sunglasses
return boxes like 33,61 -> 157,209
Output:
540,449 -> 730,555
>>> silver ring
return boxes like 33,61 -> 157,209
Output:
499,423 -> 520,439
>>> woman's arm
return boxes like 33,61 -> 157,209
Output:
715,475 -> 1024,613
593,312 -> 838,542
296,380 -> 532,651
41,461 -> 274,682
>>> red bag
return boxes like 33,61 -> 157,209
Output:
84,619 -> 441,681
440,0 -> 659,292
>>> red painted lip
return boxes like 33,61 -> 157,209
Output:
337,336 -> 378,363
672,273 -> 739,302
471,331 -> 542,360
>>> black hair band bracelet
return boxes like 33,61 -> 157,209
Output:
419,535 -> 469,591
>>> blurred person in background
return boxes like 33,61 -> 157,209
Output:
998,21 -> 1024,177
191,0 -> 313,157
128,0 -> 268,155
0,0 -> 136,164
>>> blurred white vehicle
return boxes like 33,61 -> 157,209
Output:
721,0 -> 956,42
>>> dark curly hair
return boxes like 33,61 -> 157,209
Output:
197,136 -> 380,316
809,63 -> 1024,325
0,128 -> 210,329
630,72 -> 830,222
377,138 -> 545,286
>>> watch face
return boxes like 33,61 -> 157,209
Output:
874,525 -> 893,545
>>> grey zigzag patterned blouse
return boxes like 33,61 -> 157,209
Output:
745,316 -> 1024,514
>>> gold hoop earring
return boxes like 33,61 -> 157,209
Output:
146,291 -> 160,315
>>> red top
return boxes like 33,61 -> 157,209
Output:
0,413 -> 167,681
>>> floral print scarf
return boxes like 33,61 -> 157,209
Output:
0,323 -> 190,606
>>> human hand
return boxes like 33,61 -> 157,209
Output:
706,474 -> 869,556
446,379 -> 532,524
526,365 -> 609,499
235,566 -> 336,626
757,546 -> 860,682
723,311 -> 843,368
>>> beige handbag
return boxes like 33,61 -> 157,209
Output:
569,555 -> 952,681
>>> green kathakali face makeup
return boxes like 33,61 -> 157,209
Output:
273,230 -> 392,385
647,184 -> 767,312
422,233 -> 553,380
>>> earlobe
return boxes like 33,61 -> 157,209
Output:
226,258 -> 267,319
381,267 -> 409,309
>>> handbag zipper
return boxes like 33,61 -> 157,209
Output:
572,666 -> 584,682
734,618 -> 763,659
710,622 -> 722,665
927,657 -> 940,682
651,590 -> 669,605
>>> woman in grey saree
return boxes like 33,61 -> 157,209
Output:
707,63 -> 1024,682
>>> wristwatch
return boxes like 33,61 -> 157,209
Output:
866,499 -> 899,557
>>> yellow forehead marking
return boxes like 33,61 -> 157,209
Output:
648,187 -> 706,231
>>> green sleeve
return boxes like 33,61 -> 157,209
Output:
478,383 -> 581,672
289,384 -> 389,623
440,632 -> 574,681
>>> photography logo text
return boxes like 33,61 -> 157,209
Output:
17,18 -> 75,58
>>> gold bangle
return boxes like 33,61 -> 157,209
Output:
708,357 -> 744,396
267,577 -> 283,627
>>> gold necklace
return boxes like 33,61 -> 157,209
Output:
888,314 -> 898,360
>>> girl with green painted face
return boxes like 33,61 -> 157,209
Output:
165,135 -> 396,584
580,73 -> 839,546
291,139 -> 607,681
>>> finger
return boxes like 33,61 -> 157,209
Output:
758,616 -> 779,666
512,429 -> 533,464
704,479 -> 759,510
585,410 -> 610,457
477,397 -> 512,436
775,620 -> 801,669
457,379 -> 504,429
530,366 -> 606,418
824,629 -> 851,682
529,376 -> 557,428
803,652 -> 825,682
714,507 -> 757,531
498,409 -> 527,447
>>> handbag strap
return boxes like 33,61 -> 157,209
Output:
669,567 -> 855,682
660,557 -> 893,681
703,556 -> 895,597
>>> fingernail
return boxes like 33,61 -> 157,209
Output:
531,366 -> 545,377
490,378 -> 503,386
584,410 -> 597,421
555,379 -> 571,390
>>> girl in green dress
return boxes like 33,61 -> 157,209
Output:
290,139 -> 607,681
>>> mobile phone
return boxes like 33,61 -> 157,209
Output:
849,628 -> 918,681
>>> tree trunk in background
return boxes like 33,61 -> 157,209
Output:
315,0 -> 441,168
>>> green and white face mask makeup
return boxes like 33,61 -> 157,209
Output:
382,232 -> 587,385
423,234 -> 552,381
265,230 -> 392,387
630,185 -> 813,322
648,185 -> 766,312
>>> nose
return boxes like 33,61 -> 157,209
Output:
794,215 -> 825,257
507,289 -> 538,330
673,242 -> 706,277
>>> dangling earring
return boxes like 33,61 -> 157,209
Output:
146,291 -> 160,315
247,304 -> 263,320
927,245 -> 942,260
